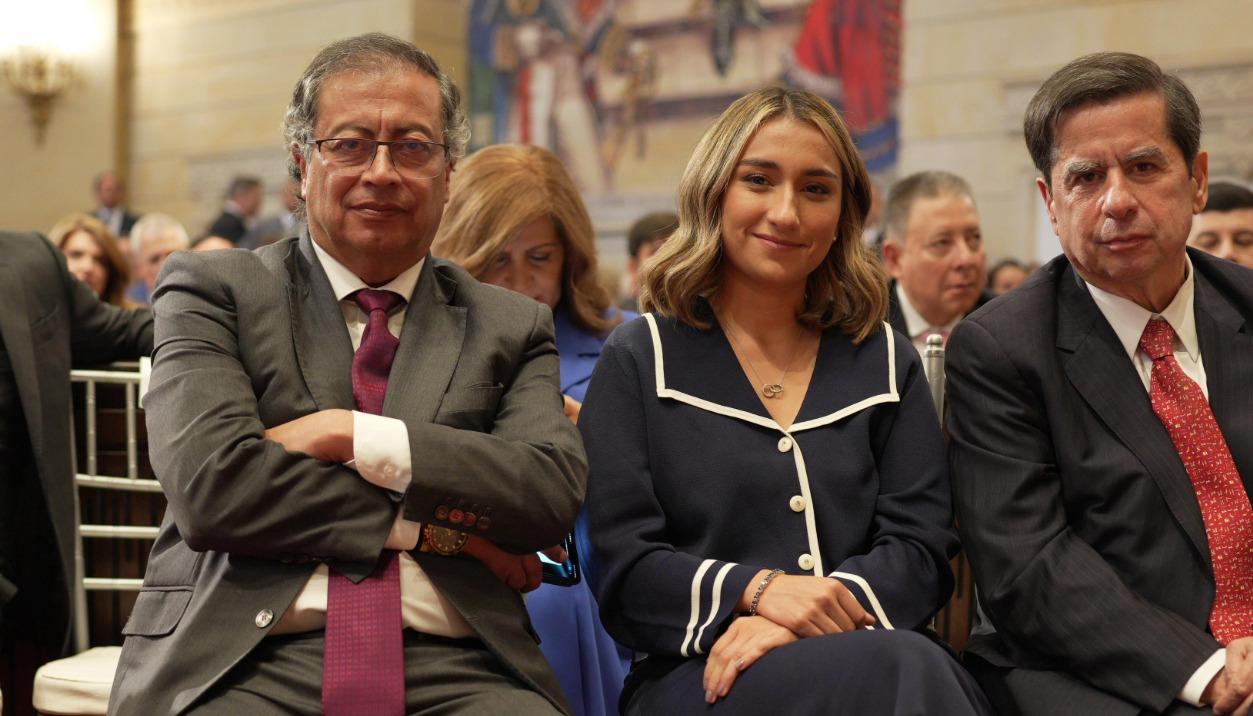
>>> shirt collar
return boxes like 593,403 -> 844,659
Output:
1084,255 -> 1199,363
895,282 -> 958,338
310,237 -> 424,303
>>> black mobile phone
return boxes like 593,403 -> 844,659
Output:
539,532 -> 580,586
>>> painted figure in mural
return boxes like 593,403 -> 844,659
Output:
689,0 -> 767,77
784,0 -> 901,173
599,36 -> 657,184
469,0 -> 614,193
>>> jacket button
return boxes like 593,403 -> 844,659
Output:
255,609 -> 274,628
477,515 -> 491,531
434,505 -> 450,521
777,437 -> 793,453
789,495 -> 806,512
449,508 -> 464,525
797,553 -> 815,571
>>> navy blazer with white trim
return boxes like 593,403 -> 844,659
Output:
578,310 -> 958,665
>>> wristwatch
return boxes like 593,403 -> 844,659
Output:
422,524 -> 469,556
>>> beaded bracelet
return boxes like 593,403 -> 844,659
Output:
748,569 -> 784,616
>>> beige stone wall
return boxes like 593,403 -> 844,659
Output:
127,0 -> 467,237
900,0 -> 1253,265
0,0 -> 118,235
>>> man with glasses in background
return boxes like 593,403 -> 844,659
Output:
110,33 -> 585,716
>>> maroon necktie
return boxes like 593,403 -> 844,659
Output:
323,288 -> 406,715
1140,318 -> 1253,644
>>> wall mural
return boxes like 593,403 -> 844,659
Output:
468,0 -> 900,220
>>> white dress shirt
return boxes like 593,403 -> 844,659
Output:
896,283 -> 961,357
269,241 -> 473,638
1084,257 -> 1222,706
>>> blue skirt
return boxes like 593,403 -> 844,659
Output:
527,579 -> 632,716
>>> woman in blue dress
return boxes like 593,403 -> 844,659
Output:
431,143 -> 633,716
577,87 -> 992,714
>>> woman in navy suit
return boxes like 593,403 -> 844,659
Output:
432,144 -> 632,716
578,86 -> 991,715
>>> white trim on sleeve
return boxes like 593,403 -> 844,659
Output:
829,570 -> 895,630
692,562 -> 737,655
681,559 -> 716,657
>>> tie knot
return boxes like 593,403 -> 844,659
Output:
351,288 -> 403,316
1139,318 -> 1176,360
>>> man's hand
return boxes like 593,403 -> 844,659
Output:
702,615 -> 798,704
1210,638 -> 1253,715
264,409 -> 354,463
462,535 -> 543,592
562,395 -> 582,425
744,573 -> 875,638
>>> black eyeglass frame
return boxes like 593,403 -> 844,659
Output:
307,137 -> 449,174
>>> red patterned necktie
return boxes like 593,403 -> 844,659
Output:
1140,318 -> 1253,644
323,288 -> 406,715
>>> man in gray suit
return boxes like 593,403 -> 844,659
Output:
949,52 -> 1253,715
109,34 -> 585,715
0,231 -> 152,708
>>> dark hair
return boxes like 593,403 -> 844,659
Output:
627,211 -> 678,258
1025,52 -> 1201,187
883,171 -> 974,244
226,176 -> 261,199
1204,181 -> 1253,213
283,33 -> 470,215
987,258 -> 1026,289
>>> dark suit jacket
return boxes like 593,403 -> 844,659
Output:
0,231 -> 153,651
205,210 -> 247,243
947,249 -> 1253,715
886,279 -> 994,339
93,208 -> 139,237
108,235 -> 586,715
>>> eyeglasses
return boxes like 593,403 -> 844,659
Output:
309,137 -> 448,178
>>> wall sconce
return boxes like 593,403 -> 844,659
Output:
3,47 -> 78,145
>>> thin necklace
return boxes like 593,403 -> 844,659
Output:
721,318 -> 806,399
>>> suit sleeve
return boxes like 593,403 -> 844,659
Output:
829,331 -> 957,631
39,234 -> 154,363
400,301 -> 587,554
579,333 -> 759,658
145,251 -> 396,570
947,317 -> 1220,712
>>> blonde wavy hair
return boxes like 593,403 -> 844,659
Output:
641,86 -> 887,342
432,144 -> 618,334
48,213 -> 133,307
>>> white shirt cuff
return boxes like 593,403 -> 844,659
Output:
1179,648 -> 1226,706
351,410 -> 412,494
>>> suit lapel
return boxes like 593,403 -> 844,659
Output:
288,236 -> 356,410
1193,272 -> 1253,494
383,259 -> 466,423
0,260 -> 43,456
1056,269 -> 1210,565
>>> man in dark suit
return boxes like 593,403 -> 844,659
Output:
949,51 -> 1253,715
881,170 -> 990,357
92,171 -> 140,239
204,176 -> 263,245
109,33 -> 585,716
0,231 -> 152,709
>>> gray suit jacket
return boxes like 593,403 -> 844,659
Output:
0,231 -> 152,653
947,249 -> 1253,715
108,235 -> 586,715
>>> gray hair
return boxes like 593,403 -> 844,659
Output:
883,171 -> 975,244
282,33 -> 470,209
130,213 -> 190,252
1024,52 -> 1201,187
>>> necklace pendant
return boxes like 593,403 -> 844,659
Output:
762,383 -> 784,399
